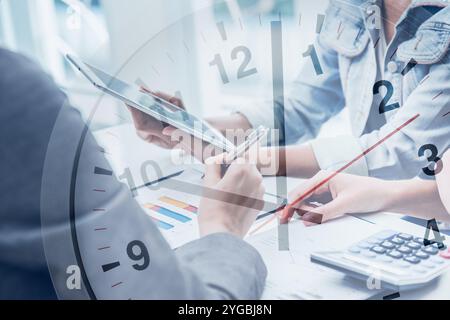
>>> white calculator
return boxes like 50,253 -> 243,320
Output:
311,230 -> 450,291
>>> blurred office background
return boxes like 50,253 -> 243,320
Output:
0,0 -> 345,134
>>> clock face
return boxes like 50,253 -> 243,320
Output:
39,0 -> 443,300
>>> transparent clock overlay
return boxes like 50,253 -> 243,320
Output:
40,1 -> 448,300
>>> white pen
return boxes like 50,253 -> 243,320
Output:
221,126 -> 269,175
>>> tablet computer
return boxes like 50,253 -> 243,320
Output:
66,54 -> 236,152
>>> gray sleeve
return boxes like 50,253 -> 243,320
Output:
63,111 -> 267,300
0,48 -> 266,299
175,233 -> 267,299
48,109 -> 267,300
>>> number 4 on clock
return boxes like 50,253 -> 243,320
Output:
423,218 -> 446,249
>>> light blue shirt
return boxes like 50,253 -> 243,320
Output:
240,0 -> 450,179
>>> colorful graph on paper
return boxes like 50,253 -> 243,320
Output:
142,196 -> 199,231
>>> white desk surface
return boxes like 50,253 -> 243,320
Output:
94,123 -> 450,300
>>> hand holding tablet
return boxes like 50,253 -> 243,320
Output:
66,54 -> 239,153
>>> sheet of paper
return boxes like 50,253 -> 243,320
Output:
246,215 -> 388,299
134,169 -> 285,248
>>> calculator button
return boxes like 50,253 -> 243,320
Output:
362,250 -> 377,258
413,237 -> 425,244
391,237 -> 404,245
371,246 -> 386,254
406,242 -> 421,250
398,246 -> 412,254
421,261 -> 436,269
440,249 -> 450,259
388,251 -> 403,259
381,241 -> 396,249
378,255 -> 393,263
415,251 -> 429,259
374,230 -> 397,240
412,266 -> 427,273
394,260 -> 410,268
422,246 -> 439,255
404,256 -> 421,264
367,238 -> 381,245
431,256 -> 445,264
348,246 -> 361,254
431,243 -> 447,250
398,233 -> 413,241
357,242 -> 372,249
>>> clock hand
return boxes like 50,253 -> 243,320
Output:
271,19 -> 290,251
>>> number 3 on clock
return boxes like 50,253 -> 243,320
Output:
419,144 -> 443,176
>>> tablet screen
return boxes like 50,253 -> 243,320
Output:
85,63 -> 235,152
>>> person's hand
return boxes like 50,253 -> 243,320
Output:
243,146 -> 279,176
436,149 -> 450,214
129,89 -> 225,160
281,170 -> 391,224
198,154 -> 265,238
128,90 -> 185,149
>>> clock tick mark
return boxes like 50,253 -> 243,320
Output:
102,261 -> 120,272
183,41 -> 190,53
373,36 -> 380,48
111,281 -> 123,288
316,14 -> 325,34
106,131 -> 119,140
337,25 -> 345,39
94,227 -> 108,231
216,21 -> 227,41
401,58 -> 417,76
166,52 -> 175,63
94,166 -> 113,176
354,27 -> 362,44
98,246 -> 111,251
420,74 -> 430,84
383,292 -> 400,300
98,147 -> 109,155
151,65 -> 160,77
389,48 -> 398,60
114,112 -> 126,121
200,32 -> 207,44
414,34 -> 423,50
432,91 -> 443,101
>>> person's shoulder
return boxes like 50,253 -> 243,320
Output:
0,47 -> 43,77
397,5 -> 450,65
328,0 -> 366,10
0,47 -> 61,91
0,47 -> 67,107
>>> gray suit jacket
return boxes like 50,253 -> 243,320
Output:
0,48 -> 266,299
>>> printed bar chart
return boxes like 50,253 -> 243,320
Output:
159,196 -> 198,214
152,218 -> 174,230
144,203 -> 192,223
